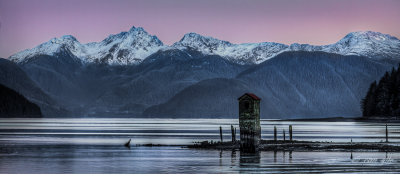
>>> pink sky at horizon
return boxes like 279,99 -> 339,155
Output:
0,0 -> 399,58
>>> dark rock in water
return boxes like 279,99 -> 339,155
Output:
125,139 -> 131,147
0,83 -> 42,117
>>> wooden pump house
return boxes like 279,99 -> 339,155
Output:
238,93 -> 261,152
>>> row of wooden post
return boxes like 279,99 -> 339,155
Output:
220,125 -> 294,143
219,125 -> 237,143
275,124 -> 389,143
220,124 -> 390,143
231,125 -> 237,142
274,125 -> 293,142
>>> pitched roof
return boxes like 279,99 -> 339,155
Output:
238,93 -> 261,101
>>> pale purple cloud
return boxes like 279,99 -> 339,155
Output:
0,0 -> 399,58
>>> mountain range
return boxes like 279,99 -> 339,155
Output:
10,26 -> 400,65
2,26 -> 400,118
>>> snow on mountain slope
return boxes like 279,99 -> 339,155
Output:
84,27 -> 165,64
174,31 -> 400,64
9,27 -> 400,65
173,33 -> 289,64
9,35 -> 84,63
10,26 -> 166,65
320,31 -> 400,59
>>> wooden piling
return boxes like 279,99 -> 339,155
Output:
231,125 -> 235,142
283,129 -> 286,141
220,126 -> 223,142
386,124 -> 388,143
289,125 -> 293,141
274,126 -> 277,142
234,128 -> 237,142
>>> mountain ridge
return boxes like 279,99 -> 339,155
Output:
4,27 -> 400,118
10,26 -> 166,65
9,27 -> 400,65
144,51 -> 396,118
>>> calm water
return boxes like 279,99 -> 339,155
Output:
1,118 -> 400,173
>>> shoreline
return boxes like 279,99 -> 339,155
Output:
186,140 -> 400,152
1,141 -> 400,152
273,117 -> 400,122
1,117 -> 399,123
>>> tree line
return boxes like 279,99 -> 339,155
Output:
0,83 -> 42,117
362,64 -> 400,118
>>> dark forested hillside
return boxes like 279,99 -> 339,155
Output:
3,49 -> 398,118
15,49 -> 247,117
361,64 -> 400,118
0,83 -> 42,117
0,58 -> 68,117
145,51 -> 396,118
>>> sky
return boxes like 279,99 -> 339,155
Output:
0,0 -> 399,58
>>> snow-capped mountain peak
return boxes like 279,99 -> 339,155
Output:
9,35 -> 84,63
173,32 -> 232,51
316,31 -> 400,59
10,26 -> 166,65
9,28 -> 400,65
57,35 -> 78,41
173,33 -> 288,64
84,26 -> 165,64
173,31 -> 400,64
344,31 -> 398,41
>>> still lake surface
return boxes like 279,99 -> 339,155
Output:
1,118 -> 400,173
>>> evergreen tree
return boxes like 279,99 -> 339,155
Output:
361,81 -> 377,117
362,64 -> 400,118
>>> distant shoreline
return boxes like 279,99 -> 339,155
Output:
275,117 -> 400,123
1,116 -> 400,122
187,140 -> 400,152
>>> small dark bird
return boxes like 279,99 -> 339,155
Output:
125,139 -> 131,147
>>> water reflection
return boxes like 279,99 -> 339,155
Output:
2,146 -> 400,173
219,150 -> 223,167
230,150 -> 236,166
239,151 -> 260,166
1,119 -> 400,173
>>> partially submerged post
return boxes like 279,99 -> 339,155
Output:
238,93 -> 261,152
274,126 -> 277,142
220,126 -> 223,142
234,128 -> 237,141
289,125 -> 293,142
124,139 -> 131,148
231,125 -> 235,142
386,124 -> 388,143
283,129 -> 286,141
